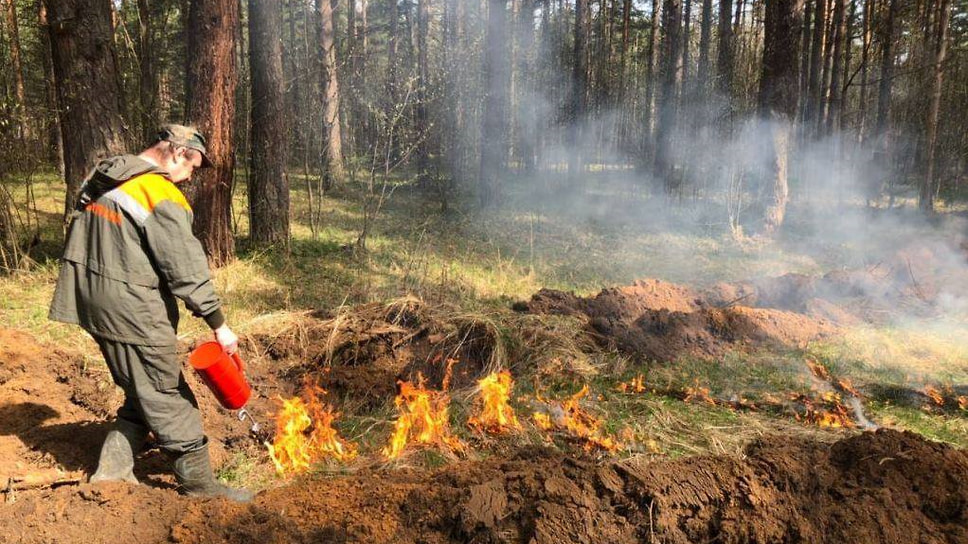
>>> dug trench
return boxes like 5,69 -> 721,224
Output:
1,258 -> 967,543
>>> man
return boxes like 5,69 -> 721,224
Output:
49,125 -> 252,502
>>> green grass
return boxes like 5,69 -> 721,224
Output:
2,167 -> 967,473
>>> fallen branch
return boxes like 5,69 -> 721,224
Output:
3,470 -> 83,501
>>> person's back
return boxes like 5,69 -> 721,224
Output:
49,125 -> 252,502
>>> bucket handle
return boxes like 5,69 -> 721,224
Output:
230,351 -> 244,374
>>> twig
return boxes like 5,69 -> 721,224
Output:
905,258 -> 926,300
715,292 -> 753,309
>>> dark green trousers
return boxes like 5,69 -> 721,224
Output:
94,337 -> 206,454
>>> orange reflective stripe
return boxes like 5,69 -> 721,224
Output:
85,202 -> 123,225
117,173 -> 192,214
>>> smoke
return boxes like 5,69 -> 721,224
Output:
440,3 -> 968,337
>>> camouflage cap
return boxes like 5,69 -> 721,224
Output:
157,124 -> 213,168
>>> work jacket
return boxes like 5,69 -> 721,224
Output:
49,155 -> 224,346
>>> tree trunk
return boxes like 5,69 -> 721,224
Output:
358,0 -> 369,144
643,0 -> 661,151
136,0 -> 159,143
818,0 -> 835,133
317,0 -> 345,187
874,0 -> 896,141
386,0 -> 398,100
415,0 -> 430,182
479,0 -> 510,206
681,0 -> 691,91
46,0 -> 130,218
858,0 -> 872,141
758,0 -> 804,235
920,0 -> 951,212
443,0 -> 461,178
185,0 -> 238,265
515,0 -> 536,173
825,0 -> 845,133
696,0 -> 711,99
569,0 -> 590,176
248,0 -> 289,246
841,0 -> 855,130
717,0 -> 733,126
654,0 -> 682,190
806,0 -> 825,134
798,0 -> 812,122
4,0 -> 28,139
38,0 -> 65,172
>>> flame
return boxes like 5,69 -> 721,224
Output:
617,375 -> 646,394
958,396 -> 968,411
382,374 -> 464,459
532,412 -> 553,430
266,385 -> 357,476
441,357 -> 458,391
793,392 -> 855,428
533,385 -> 620,452
838,378 -> 861,397
468,370 -> 521,433
683,380 -> 716,405
806,359 -> 830,381
923,385 -> 945,406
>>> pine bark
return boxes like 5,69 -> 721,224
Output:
415,0 -> 430,182
136,0 -> 159,143
569,0 -> 590,176
4,0 -> 28,138
874,0 -> 897,140
717,0 -> 733,124
386,0 -> 398,100
806,0 -> 826,134
185,0 -> 238,265
696,0 -> 711,98
825,0 -> 846,133
46,0 -> 130,218
681,0 -> 691,90
248,0 -> 289,246
38,0 -> 64,171
758,0 -> 804,235
479,0 -> 510,206
316,0 -> 345,187
515,0 -> 536,173
858,0 -> 872,141
643,0 -> 661,147
920,0 -> 951,212
655,0 -> 682,190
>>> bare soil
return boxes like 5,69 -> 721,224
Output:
3,326 -> 967,543
519,247 -> 968,363
520,278 -> 839,362
3,252 -> 967,544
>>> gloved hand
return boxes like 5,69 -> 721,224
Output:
214,324 -> 239,355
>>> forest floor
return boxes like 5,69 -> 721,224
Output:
1,170 -> 967,542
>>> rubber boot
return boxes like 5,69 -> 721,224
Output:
90,419 -> 148,484
172,443 -> 253,502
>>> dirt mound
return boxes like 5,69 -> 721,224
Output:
519,280 -> 836,362
159,429 -> 965,544
0,329 -> 271,489
2,331 -> 964,543
252,298 -> 504,404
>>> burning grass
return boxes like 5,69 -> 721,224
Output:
533,385 -> 621,452
382,373 -> 465,460
266,382 -> 358,476
468,370 -> 522,434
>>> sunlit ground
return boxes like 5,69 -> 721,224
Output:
2,168 -> 967,470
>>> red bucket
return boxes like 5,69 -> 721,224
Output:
189,341 -> 252,410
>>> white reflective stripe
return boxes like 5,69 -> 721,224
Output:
103,188 -> 150,224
